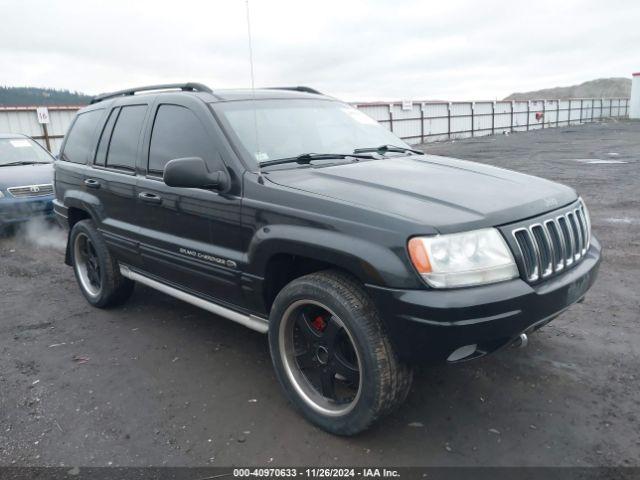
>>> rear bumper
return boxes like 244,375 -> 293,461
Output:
0,195 -> 54,226
367,236 -> 602,364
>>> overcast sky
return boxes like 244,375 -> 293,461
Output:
1,0 -> 639,101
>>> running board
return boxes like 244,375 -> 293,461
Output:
119,265 -> 269,334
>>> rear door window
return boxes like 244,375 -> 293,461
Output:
148,104 -> 214,175
61,109 -> 103,164
105,105 -> 147,171
94,107 -> 119,166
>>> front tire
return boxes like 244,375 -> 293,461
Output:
268,270 -> 412,435
69,220 -> 134,308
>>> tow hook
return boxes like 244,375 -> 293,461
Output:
512,333 -> 528,349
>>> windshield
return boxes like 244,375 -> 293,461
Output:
0,137 -> 54,166
214,99 -> 411,166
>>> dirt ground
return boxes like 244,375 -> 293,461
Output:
1,120 -> 638,467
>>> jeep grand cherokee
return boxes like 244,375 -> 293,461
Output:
53,83 -> 601,435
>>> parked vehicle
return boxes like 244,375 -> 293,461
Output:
0,133 -> 55,231
53,83 -> 601,435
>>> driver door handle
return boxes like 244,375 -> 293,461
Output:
138,192 -> 163,205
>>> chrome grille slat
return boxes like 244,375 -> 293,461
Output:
567,212 -> 582,261
531,224 -> 553,277
513,229 -> 539,282
510,200 -> 591,284
575,208 -> 588,255
557,216 -> 574,266
544,219 -> 565,272
580,203 -> 591,248
8,184 -> 54,198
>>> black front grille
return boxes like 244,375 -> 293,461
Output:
510,200 -> 591,283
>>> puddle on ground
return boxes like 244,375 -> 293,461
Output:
572,159 -> 628,164
604,217 -> 636,224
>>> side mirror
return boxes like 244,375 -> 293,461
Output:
163,157 -> 230,191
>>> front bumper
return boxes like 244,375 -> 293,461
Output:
0,195 -> 54,226
367,236 -> 602,364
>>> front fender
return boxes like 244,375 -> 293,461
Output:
247,224 -> 423,289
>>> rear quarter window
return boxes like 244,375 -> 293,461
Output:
61,109 -> 104,164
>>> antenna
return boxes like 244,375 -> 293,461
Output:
245,0 -> 261,162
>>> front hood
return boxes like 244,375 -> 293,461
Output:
265,155 -> 577,233
0,163 -> 54,190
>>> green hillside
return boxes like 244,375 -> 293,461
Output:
505,78 -> 631,100
0,86 -> 91,106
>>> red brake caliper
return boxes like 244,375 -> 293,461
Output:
311,315 -> 327,332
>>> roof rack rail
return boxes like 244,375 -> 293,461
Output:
268,86 -> 322,95
90,82 -> 212,104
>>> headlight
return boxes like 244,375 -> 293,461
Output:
408,228 -> 519,288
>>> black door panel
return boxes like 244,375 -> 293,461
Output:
135,97 -> 245,305
83,102 -> 150,269
86,169 -> 140,266
136,177 -> 244,305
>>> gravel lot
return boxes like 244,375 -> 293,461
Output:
1,120 -> 638,467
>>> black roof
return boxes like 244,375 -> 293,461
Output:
211,88 -> 327,102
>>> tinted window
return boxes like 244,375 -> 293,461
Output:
149,105 -> 214,174
62,109 -> 103,164
106,105 -> 147,170
94,108 -> 119,166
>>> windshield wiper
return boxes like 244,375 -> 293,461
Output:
260,152 -> 376,168
0,161 -> 45,167
353,144 -> 424,155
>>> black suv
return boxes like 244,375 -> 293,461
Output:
54,83 -> 601,435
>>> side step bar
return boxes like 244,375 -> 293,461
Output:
119,265 -> 269,334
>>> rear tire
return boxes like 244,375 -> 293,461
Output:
268,270 -> 412,435
69,219 -> 134,308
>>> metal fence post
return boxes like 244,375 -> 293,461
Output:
542,101 -> 546,129
579,99 -> 583,123
491,101 -> 495,135
447,102 -> 452,140
556,100 -> 560,127
526,101 -> 530,131
388,104 -> 394,133
420,103 -> 425,143
41,122 -> 51,152
600,98 -> 603,120
470,102 -> 475,137
510,101 -> 515,133
609,99 -> 612,118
